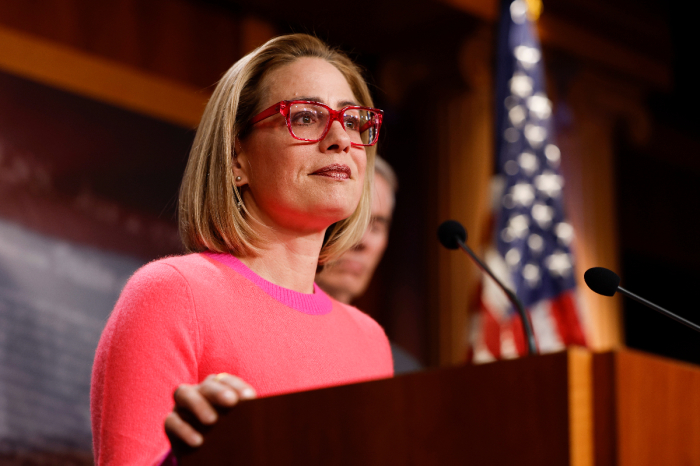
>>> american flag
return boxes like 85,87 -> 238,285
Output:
470,0 -> 588,361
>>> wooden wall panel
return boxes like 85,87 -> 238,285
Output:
432,27 -> 495,365
0,0 -> 276,89
0,25 -> 206,128
538,16 -> 670,90
556,69 -> 657,351
0,0 -> 277,125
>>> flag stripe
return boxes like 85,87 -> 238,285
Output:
549,291 -> 587,346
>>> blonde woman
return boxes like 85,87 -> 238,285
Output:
91,34 -> 392,465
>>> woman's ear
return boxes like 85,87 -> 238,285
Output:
233,139 -> 249,186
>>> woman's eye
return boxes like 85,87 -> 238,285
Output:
344,115 -> 360,130
291,111 -> 318,126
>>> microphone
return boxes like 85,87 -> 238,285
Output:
437,220 -> 466,250
584,267 -> 700,333
437,220 -> 538,355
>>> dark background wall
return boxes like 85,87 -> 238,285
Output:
0,0 -> 699,462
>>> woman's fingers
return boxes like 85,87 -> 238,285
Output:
198,373 -> 256,407
173,383 -> 219,425
212,373 -> 257,400
167,374 -> 257,448
172,375 -> 256,426
198,375 -> 241,408
164,411 -> 203,447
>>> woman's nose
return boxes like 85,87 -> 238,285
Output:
321,120 -> 352,153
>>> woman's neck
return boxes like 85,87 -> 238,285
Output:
237,229 -> 323,294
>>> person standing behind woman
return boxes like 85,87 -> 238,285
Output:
316,156 -> 422,374
91,34 -> 393,466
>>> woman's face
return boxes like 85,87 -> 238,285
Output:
237,57 -> 367,235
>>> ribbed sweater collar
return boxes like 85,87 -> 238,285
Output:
204,252 -> 333,316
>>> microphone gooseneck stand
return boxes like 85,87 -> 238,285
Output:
437,219 -> 537,356
584,266 -> 700,334
455,237 -> 538,356
617,286 -> 700,333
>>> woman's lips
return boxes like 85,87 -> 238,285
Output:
310,164 -> 351,180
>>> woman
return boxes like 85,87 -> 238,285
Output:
90,34 -> 393,466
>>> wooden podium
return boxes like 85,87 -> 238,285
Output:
177,349 -> 700,466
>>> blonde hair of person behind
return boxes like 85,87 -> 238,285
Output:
179,34 -> 376,264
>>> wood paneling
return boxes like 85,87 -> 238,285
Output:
177,349 -> 700,465
568,348 -> 593,466
180,352 -> 577,465
0,25 -> 206,128
592,352 -> 617,466
555,69 -> 657,351
0,1 -> 277,126
616,350 -> 700,465
593,350 -> 700,466
538,16 -> 670,90
438,0 -> 498,22
0,0 -> 259,89
432,27 -> 495,366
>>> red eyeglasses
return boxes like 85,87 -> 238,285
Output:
249,100 -> 383,147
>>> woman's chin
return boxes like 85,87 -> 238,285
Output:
321,205 -> 357,223
295,206 -> 356,230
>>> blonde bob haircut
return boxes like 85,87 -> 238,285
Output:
179,34 -> 376,264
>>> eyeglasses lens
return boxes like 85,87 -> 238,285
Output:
344,108 -> 379,146
289,103 -> 379,145
289,103 -> 328,141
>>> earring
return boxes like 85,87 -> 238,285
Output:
235,176 -> 243,211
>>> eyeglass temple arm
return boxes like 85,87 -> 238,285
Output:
358,114 -> 382,133
249,103 -> 284,125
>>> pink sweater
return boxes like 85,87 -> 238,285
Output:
91,252 -> 393,466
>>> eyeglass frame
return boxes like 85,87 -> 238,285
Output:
248,100 -> 384,147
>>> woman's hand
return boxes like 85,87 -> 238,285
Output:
165,373 -> 257,448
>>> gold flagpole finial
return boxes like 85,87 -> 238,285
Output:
524,0 -> 543,21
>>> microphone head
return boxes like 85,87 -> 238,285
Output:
437,220 -> 468,250
584,267 -> 621,297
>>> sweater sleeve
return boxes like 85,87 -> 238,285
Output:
91,261 -> 200,466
